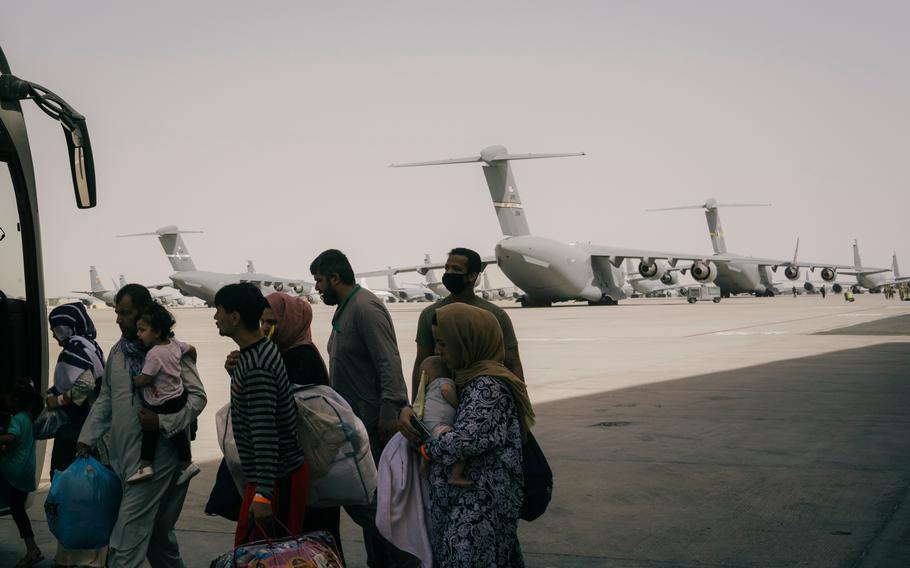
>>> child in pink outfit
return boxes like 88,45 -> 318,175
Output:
127,304 -> 200,485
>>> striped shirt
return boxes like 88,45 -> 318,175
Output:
230,337 -> 304,498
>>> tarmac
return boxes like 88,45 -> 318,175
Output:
3,293 -> 910,567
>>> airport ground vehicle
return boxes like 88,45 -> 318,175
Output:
687,285 -> 722,304
1,45 -> 97,513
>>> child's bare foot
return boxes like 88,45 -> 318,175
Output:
448,475 -> 474,487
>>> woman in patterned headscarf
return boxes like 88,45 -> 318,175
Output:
46,302 -> 108,567
422,302 -> 533,568
46,302 -> 105,476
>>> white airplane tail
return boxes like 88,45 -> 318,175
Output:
647,198 -> 771,255
853,239 -> 863,270
118,226 -> 202,272
246,260 -> 255,274
892,251 -> 901,278
423,254 -> 440,285
118,274 -> 128,289
392,145 -> 584,237
89,266 -> 108,293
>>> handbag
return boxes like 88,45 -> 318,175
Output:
33,407 -> 70,440
210,526 -> 343,568
520,431 -> 553,521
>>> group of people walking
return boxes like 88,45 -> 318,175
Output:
1,246 -> 534,568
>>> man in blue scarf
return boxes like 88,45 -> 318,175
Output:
78,284 -> 207,568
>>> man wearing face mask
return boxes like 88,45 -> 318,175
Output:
410,247 -> 524,399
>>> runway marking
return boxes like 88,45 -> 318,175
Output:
835,313 -> 883,317
714,331 -> 791,336
524,337 -> 598,343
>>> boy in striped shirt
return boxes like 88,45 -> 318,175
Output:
213,283 -> 308,545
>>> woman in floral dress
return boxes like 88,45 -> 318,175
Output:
423,303 -> 536,568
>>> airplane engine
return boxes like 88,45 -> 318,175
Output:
784,266 -> 801,280
820,268 -> 837,282
660,272 -> 677,286
803,281 -> 815,292
498,289 -> 509,298
273,282 -> 284,292
292,284 -> 305,294
690,260 -> 717,283
424,291 -> 436,302
638,260 -> 666,280
832,283 -> 843,294
481,290 -> 493,300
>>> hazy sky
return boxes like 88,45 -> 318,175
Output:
3,2 -> 908,296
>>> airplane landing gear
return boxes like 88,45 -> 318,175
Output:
519,296 -> 552,308
588,297 -> 618,306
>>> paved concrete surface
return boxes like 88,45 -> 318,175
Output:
818,312 -> 910,336
3,294 -> 910,566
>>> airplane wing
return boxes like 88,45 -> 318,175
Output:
238,274 -> 312,291
357,256 -> 498,278
838,268 -> 891,276
586,245 -> 854,272
146,283 -> 174,290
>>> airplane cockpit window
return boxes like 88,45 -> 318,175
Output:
0,161 -> 26,300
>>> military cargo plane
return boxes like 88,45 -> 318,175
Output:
392,146 -> 849,306
119,226 -> 314,305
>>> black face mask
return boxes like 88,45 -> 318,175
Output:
443,273 -> 470,295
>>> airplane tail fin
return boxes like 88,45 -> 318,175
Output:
386,269 -> 399,291
647,198 -> 771,255
853,239 -> 862,270
89,266 -> 108,293
892,251 -> 900,278
118,274 -> 127,289
392,145 -> 584,237
118,226 -> 201,272
423,254 -> 439,284
246,260 -> 255,274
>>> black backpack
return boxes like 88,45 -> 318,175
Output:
520,431 -> 553,521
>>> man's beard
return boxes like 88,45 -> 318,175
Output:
321,291 -> 340,306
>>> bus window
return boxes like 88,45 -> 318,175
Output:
0,161 -> 26,301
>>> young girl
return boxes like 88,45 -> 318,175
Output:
0,382 -> 43,567
127,304 -> 199,485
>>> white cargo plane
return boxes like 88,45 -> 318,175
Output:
392,146 -> 850,306
647,199 -> 851,297
72,266 -> 117,307
623,259 -> 687,298
119,226 -> 314,305
117,274 -> 185,307
841,241 -> 908,292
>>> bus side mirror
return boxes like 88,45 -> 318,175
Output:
63,118 -> 95,209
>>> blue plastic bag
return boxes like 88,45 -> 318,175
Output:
45,455 -> 122,549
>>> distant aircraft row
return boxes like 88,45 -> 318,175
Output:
65,145 -> 905,308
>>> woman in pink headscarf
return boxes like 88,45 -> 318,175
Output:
260,293 -> 329,386
261,293 -> 341,555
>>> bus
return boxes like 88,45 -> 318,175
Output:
1,45 -> 97,512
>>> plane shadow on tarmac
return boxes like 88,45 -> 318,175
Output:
3,341 -> 910,567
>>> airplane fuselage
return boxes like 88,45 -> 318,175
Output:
712,260 -> 773,295
856,272 -> 889,292
495,235 -> 625,304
